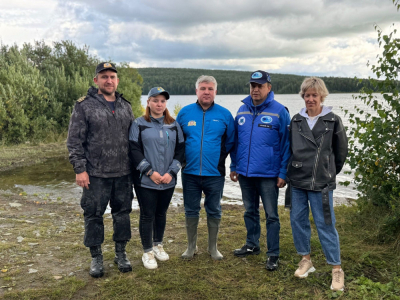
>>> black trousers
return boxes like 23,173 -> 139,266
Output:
81,174 -> 133,247
134,185 -> 174,251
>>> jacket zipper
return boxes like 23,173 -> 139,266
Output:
311,134 -> 324,189
115,98 -> 122,172
199,110 -> 206,175
246,112 -> 259,176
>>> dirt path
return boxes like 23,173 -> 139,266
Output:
0,192 -> 85,295
0,189 -> 149,298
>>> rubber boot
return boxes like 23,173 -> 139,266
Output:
181,217 -> 199,259
207,217 -> 223,260
89,245 -> 104,278
114,241 -> 132,273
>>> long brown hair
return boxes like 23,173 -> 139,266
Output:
144,98 -> 175,124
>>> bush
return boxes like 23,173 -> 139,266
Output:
0,41 -> 143,144
344,1 -> 400,237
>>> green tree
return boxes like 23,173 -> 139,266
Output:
0,41 -> 143,144
344,0 -> 400,237
0,45 -> 52,143
117,62 -> 143,117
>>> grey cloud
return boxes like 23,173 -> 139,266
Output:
60,0 -> 398,38
270,4 -> 399,40
62,0 -> 320,26
35,0 -> 400,78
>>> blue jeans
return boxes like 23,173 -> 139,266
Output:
182,173 -> 225,219
238,176 -> 280,256
290,187 -> 341,265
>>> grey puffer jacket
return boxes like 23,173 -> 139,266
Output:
67,87 -> 135,178
129,116 -> 185,190
286,111 -> 348,191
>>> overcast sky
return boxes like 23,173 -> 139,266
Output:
1,0 -> 399,78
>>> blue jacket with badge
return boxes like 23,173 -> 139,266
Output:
230,91 -> 290,179
176,102 -> 235,176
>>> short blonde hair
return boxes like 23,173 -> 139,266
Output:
299,77 -> 329,103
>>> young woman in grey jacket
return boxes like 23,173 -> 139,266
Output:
129,87 -> 185,269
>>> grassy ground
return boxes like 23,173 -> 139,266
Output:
1,191 -> 400,299
0,142 -> 68,172
0,143 -> 399,299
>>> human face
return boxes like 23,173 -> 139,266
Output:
196,82 -> 217,110
147,95 -> 167,118
303,88 -> 323,116
250,82 -> 271,105
93,70 -> 119,97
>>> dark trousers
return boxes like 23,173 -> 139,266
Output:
80,174 -> 133,247
238,176 -> 280,256
134,185 -> 174,251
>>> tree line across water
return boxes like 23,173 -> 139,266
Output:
137,67 -> 383,95
1,39 -> 390,146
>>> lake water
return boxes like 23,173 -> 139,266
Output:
0,93 -> 371,209
141,93 -> 373,205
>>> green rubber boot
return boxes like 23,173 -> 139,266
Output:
207,217 -> 223,260
181,217 -> 199,259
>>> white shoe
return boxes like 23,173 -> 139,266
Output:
142,251 -> 158,269
331,268 -> 345,291
153,244 -> 169,261
294,258 -> 316,278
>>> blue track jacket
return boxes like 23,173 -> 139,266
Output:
177,101 -> 235,176
230,91 -> 291,179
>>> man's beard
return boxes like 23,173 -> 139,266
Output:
99,87 -> 115,96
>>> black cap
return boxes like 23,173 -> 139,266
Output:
148,87 -> 170,100
95,62 -> 117,74
249,70 -> 271,84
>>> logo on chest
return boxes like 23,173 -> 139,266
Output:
261,116 -> 273,124
188,121 -> 196,126
238,116 -> 246,126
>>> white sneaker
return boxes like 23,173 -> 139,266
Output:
142,251 -> 158,269
294,258 -> 316,278
153,244 -> 169,261
331,268 -> 345,291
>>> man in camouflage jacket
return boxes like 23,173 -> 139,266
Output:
67,62 -> 135,278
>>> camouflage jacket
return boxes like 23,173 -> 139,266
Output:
67,87 -> 135,178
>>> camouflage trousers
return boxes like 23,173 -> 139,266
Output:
80,174 -> 133,247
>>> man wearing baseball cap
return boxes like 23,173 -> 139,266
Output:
230,70 -> 290,271
67,62 -> 135,277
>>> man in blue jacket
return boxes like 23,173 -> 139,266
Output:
230,70 -> 290,271
177,75 -> 235,261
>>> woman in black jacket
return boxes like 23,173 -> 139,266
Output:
286,77 -> 348,291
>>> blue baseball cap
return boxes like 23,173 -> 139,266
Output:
249,70 -> 271,84
147,87 -> 170,100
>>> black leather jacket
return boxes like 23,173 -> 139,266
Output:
286,111 -> 348,191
